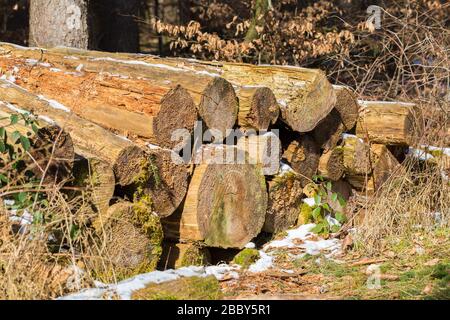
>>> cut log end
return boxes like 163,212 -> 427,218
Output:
356,101 -> 422,145
72,155 -> 115,214
333,85 -> 359,130
199,77 -> 238,137
194,162 -> 268,249
318,147 -> 344,181
264,172 -> 303,234
313,108 -> 345,151
238,87 -> 279,131
114,146 -> 147,186
139,148 -> 190,218
282,135 -> 320,186
90,202 -> 163,282
29,126 -> 74,184
154,85 -> 198,150
285,72 -> 336,132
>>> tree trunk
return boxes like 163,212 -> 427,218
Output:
282,134 -> 321,186
0,47 -> 199,149
90,202 -> 163,282
29,0 -> 89,48
0,105 -> 74,184
318,147 -> 344,181
236,86 -> 279,131
163,146 -> 268,249
356,101 -> 422,145
263,172 -> 303,234
0,79 -> 148,187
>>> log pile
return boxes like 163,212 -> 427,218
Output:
0,42 -> 425,278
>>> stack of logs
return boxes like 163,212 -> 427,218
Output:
0,42 -> 424,278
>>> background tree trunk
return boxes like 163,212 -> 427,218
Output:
29,0 -> 89,48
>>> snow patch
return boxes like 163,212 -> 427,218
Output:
60,264 -> 238,300
37,95 -> 71,113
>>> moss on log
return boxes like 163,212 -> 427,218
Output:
131,276 -> 221,300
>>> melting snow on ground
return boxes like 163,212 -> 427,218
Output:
60,222 -> 342,300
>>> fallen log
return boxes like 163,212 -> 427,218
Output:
158,242 -> 211,270
0,43 -> 239,140
282,134 -> 321,186
90,202 -> 163,282
318,147 -> 344,181
163,146 -> 268,249
0,104 -> 74,184
29,46 -> 333,133
356,101 -> 422,145
342,135 -> 401,191
0,79 -> 148,186
131,276 -> 221,300
263,172 -> 303,234
236,86 -> 279,131
0,53 -> 198,150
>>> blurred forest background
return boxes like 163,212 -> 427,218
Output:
0,0 -> 448,101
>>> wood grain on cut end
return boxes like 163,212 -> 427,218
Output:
199,77 -> 238,137
318,147 -> 344,181
286,70 -> 336,132
313,108 -> 345,152
282,134 -> 320,186
153,85 -> 197,149
332,85 -> 359,130
140,148 -> 190,218
91,202 -> 163,282
264,173 -> 303,233
197,162 -> 268,248
237,86 -> 279,131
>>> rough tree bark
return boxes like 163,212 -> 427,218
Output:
29,0 -> 89,48
0,79 -> 148,187
356,101 -> 422,145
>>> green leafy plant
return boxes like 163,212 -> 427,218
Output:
0,112 -> 45,215
300,175 -> 348,237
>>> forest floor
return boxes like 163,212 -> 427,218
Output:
222,227 -> 449,300
60,224 -> 449,300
